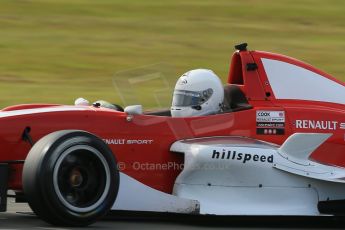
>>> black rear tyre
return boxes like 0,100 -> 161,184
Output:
22,130 -> 119,226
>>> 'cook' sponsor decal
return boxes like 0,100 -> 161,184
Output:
256,110 -> 285,135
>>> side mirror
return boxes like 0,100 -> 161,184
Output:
124,105 -> 143,115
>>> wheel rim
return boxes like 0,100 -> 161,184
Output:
53,145 -> 111,213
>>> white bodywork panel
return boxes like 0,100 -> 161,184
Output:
174,185 -> 319,215
111,173 -> 199,213
111,134 -> 345,216
278,133 -> 331,163
262,58 -> 345,105
170,134 -> 345,215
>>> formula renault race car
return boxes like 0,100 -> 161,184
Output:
0,43 -> 345,226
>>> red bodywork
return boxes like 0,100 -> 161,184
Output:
1,50 -> 344,195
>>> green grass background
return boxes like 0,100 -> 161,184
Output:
0,0 -> 344,108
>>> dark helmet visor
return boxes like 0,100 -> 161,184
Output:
172,89 -> 213,107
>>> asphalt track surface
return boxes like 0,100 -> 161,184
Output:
1,197 -> 345,230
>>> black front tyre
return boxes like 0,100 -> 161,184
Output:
22,130 -> 119,226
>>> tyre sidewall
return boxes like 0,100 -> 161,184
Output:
23,131 -> 119,226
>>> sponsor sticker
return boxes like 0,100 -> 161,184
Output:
294,120 -> 345,130
256,111 -> 285,122
211,149 -> 273,164
256,110 -> 285,135
103,139 -> 154,145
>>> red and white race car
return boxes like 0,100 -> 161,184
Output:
0,43 -> 345,226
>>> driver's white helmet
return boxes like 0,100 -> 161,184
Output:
171,69 -> 224,117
